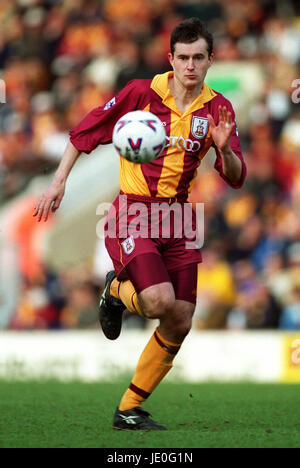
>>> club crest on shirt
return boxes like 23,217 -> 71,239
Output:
121,235 -> 135,255
191,116 -> 209,139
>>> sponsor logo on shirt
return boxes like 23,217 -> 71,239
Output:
104,97 -> 116,110
165,136 -> 202,152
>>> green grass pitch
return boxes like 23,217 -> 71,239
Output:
0,378 -> 300,448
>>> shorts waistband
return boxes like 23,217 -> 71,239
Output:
119,191 -> 188,204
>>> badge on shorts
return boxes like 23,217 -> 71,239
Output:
191,116 -> 209,139
121,235 -> 135,255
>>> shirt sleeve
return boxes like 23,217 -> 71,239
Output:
212,99 -> 247,189
69,80 -> 143,154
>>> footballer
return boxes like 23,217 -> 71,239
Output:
34,18 -> 246,430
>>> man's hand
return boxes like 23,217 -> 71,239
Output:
33,141 -> 81,222
33,178 -> 65,222
208,105 -> 242,185
207,105 -> 234,151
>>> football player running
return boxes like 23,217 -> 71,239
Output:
34,18 -> 246,431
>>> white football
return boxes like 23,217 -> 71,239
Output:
112,110 -> 166,163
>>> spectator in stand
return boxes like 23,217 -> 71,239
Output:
194,246 -> 236,329
280,286 -> 300,330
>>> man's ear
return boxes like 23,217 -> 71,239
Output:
168,52 -> 174,68
208,52 -> 215,68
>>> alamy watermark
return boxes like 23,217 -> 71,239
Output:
96,195 -> 205,250
0,79 -> 6,103
291,339 -> 300,365
291,79 -> 300,104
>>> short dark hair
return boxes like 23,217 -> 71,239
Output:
170,18 -> 213,57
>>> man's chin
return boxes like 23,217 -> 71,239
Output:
184,78 -> 201,88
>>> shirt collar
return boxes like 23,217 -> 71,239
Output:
151,71 -> 216,116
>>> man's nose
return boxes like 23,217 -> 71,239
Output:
186,58 -> 195,69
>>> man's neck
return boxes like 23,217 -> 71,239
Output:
169,75 -> 203,114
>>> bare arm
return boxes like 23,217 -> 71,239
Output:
33,141 -> 81,222
218,144 -> 242,186
207,106 -> 242,186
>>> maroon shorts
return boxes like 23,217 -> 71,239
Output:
104,192 -> 202,302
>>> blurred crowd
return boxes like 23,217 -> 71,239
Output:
0,0 -> 300,330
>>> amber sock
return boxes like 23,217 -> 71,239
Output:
110,278 -> 143,316
119,328 -> 181,411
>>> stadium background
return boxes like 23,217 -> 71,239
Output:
0,0 -> 300,384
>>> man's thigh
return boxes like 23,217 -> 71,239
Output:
125,254 -> 198,305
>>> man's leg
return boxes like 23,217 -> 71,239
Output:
110,277 -> 144,317
99,250 -> 198,430
114,295 -> 195,431
114,260 -> 197,430
119,295 -> 194,411
99,253 -> 171,339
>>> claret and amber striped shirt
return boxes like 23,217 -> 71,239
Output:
70,71 -> 246,200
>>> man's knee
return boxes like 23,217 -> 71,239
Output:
159,301 -> 195,342
172,318 -> 193,339
139,283 -> 176,319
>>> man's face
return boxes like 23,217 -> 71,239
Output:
168,38 -> 214,89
